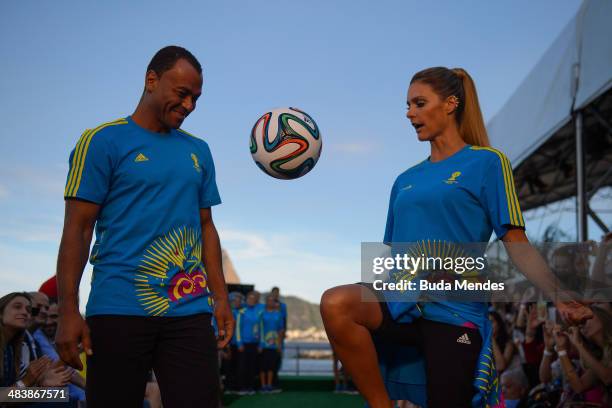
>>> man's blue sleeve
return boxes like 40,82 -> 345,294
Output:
64,129 -> 113,204
198,142 -> 221,208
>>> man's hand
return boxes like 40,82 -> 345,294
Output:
214,298 -> 235,349
56,311 -> 92,370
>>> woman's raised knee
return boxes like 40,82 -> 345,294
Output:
321,285 -> 356,317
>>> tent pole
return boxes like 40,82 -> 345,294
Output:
575,111 -> 587,242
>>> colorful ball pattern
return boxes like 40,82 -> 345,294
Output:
250,107 -> 322,179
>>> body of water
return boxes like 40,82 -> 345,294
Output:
280,342 -> 334,376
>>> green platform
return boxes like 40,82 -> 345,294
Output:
223,376 -> 364,407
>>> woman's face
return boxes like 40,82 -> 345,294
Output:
406,81 -> 455,142
231,296 -> 242,309
581,313 -> 602,340
1,296 -> 31,331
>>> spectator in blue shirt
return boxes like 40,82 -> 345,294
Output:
236,292 -> 262,394
259,295 -> 284,393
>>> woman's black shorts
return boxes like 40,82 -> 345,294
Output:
260,349 -> 279,372
358,282 -> 483,408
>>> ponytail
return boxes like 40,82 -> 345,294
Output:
410,67 -> 490,147
452,68 -> 490,147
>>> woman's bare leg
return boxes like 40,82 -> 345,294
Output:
320,284 -> 392,408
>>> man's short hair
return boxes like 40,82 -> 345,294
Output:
147,46 -> 202,77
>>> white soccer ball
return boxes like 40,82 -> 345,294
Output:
250,107 -> 322,179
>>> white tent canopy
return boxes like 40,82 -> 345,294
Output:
487,0 -> 612,239
488,0 -> 612,165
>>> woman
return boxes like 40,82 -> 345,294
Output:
560,306 -> 612,406
320,67 -> 590,408
1,292 -> 53,388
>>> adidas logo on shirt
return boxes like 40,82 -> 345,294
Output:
135,153 -> 149,162
456,333 -> 471,345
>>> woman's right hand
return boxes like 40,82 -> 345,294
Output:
22,356 -> 52,386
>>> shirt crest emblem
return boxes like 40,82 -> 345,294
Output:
444,171 -> 462,184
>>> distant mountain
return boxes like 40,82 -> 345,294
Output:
221,249 -> 240,284
272,294 -> 323,332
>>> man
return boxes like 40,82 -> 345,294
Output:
24,292 -> 49,362
270,287 -> 287,330
41,303 -> 59,340
33,302 -> 86,401
500,368 -> 529,408
55,46 -> 234,407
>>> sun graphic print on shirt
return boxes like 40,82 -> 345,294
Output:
134,226 -> 212,316
264,331 -> 279,347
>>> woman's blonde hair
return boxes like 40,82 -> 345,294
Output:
410,67 -> 490,147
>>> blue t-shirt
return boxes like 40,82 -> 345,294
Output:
64,117 -> 221,317
380,145 -> 524,407
260,309 -> 284,350
230,308 -> 240,346
383,145 -> 524,323
236,305 -> 262,346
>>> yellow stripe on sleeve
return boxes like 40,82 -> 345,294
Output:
66,118 -> 127,197
504,156 -> 525,225
499,153 -> 519,225
65,129 -> 91,197
470,146 -> 524,227
177,128 -> 199,139
499,153 -> 522,226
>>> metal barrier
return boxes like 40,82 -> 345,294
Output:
279,342 -> 334,376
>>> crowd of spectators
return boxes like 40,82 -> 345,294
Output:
219,287 -> 287,396
0,289 -> 84,407
485,234 -> 612,408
